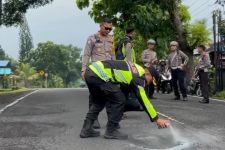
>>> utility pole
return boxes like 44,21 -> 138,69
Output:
213,11 -> 217,90
214,0 -> 225,91
0,0 -> 2,26
45,72 -> 48,88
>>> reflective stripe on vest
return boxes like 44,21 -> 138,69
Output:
89,62 -> 110,82
122,44 -> 136,63
113,69 -> 128,83
135,63 -> 145,77
138,85 -> 157,119
89,61 -> 133,84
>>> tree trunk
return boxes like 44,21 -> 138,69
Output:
64,79 -> 68,88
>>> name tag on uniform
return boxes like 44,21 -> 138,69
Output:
95,43 -> 103,52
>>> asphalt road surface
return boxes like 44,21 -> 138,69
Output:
0,88 -> 225,150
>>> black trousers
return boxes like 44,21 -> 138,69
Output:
85,69 -> 126,124
198,70 -> 209,99
145,83 -> 155,97
120,84 -> 141,111
171,69 -> 187,97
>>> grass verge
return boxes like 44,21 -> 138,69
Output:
212,91 -> 225,101
0,88 -> 31,95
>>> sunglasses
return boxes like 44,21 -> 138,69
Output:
103,26 -> 112,31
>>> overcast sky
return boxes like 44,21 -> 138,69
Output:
0,0 -> 219,59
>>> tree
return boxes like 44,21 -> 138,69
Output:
187,20 -> 211,49
16,63 -> 38,88
0,45 -> 6,59
19,15 -> 33,63
48,75 -> 64,88
76,0 -> 211,77
30,41 -> 82,87
0,0 -> 53,26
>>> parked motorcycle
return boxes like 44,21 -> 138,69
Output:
159,70 -> 172,94
187,65 -> 202,96
157,60 -> 172,94
187,77 -> 201,96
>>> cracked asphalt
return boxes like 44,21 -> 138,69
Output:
0,88 -> 225,150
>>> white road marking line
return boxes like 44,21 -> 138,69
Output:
74,88 -> 88,90
0,90 -> 39,114
158,93 -> 225,103
189,95 -> 225,103
157,112 -> 185,125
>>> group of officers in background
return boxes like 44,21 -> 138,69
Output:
79,18 -> 211,140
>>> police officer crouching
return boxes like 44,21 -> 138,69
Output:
196,45 -> 211,104
80,60 -> 170,139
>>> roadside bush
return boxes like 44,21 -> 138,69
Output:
214,91 -> 225,100
209,67 -> 216,96
48,75 -> 64,88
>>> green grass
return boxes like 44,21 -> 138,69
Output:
212,91 -> 225,101
0,88 -> 31,95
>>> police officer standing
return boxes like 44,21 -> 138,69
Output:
115,27 -> 142,111
142,39 -> 158,99
196,45 -> 211,104
167,41 -> 189,101
124,27 -> 136,63
81,18 -> 115,129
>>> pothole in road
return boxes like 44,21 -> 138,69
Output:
126,135 -> 191,150
125,126 -> 192,150
0,121 -> 66,138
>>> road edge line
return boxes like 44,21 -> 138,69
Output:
157,111 -> 185,125
189,95 -> 225,103
0,90 -> 39,114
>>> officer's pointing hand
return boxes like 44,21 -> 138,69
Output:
156,118 -> 170,129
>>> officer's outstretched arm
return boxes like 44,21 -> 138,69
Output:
130,77 -> 170,128
130,77 -> 158,122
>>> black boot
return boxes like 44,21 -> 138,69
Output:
104,122 -> 128,140
183,97 -> 188,101
80,119 -> 100,138
115,123 -> 120,129
173,96 -> 180,100
93,119 -> 101,129
199,98 -> 209,104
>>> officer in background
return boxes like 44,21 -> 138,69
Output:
124,27 -> 136,62
141,39 -> 158,99
81,18 -> 115,129
167,41 -> 189,101
80,60 -> 170,140
196,45 -> 211,104
115,27 -> 142,111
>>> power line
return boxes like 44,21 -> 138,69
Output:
192,9 -> 213,19
191,1 -> 214,15
185,0 -> 216,13
191,4 -> 215,18
188,1 -> 207,10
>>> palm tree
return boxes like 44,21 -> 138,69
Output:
16,63 -> 38,88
